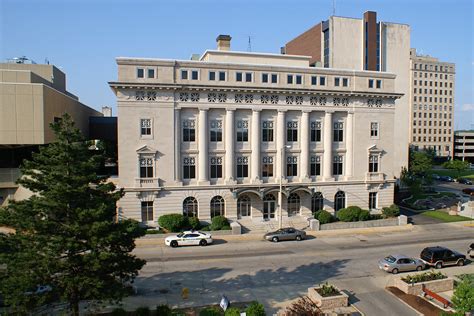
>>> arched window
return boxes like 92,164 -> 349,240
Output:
287,193 -> 300,216
263,194 -> 276,201
334,191 -> 346,212
210,196 -> 225,218
311,192 -> 324,212
237,195 -> 251,217
183,197 -> 198,217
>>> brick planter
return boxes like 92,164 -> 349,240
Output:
307,286 -> 348,310
394,277 -> 454,295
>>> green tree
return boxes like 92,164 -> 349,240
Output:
451,276 -> 474,314
443,159 -> 470,178
409,151 -> 433,176
0,114 -> 145,315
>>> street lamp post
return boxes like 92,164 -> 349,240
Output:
279,145 -> 291,229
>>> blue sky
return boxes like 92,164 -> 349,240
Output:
1,0 -> 473,129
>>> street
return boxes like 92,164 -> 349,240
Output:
124,222 -> 474,315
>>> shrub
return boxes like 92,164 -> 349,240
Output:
284,296 -> 322,316
358,209 -> 371,221
158,214 -> 189,232
156,304 -> 172,316
210,216 -> 229,231
337,206 -> 362,222
201,225 -> 210,231
401,270 -> 447,284
245,301 -> 265,316
382,204 -> 400,218
199,306 -> 222,316
313,210 -> 334,224
110,308 -> 128,316
224,307 -> 241,316
135,306 -> 151,316
317,282 -> 340,297
188,217 -> 202,230
452,276 -> 474,314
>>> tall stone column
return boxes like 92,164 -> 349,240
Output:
276,110 -> 286,181
300,110 -> 310,181
174,108 -> 181,183
250,109 -> 261,183
323,111 -> 333,180
198,108 -> 209,184
225,109 -> 235,184
345,111 -> 354,179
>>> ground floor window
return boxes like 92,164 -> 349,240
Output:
183,197 -> 198,217
311,192 -> 324,212
287,193 -> 300,216
334,191 -> 345,211
369,192 -> 377,210
237,195 -> 251,217
141,201 -> 153,222
210,195 -> 225,218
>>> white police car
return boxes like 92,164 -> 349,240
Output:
165,231 -> 213,248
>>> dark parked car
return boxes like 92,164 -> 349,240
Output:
458,178 -> 473,185
420,246 -> 466,269
432,174 -> 441,180
264,227 -> 306,242
462,188 -> 474,195
438,176 -> 455,182
468,243 -> 474,259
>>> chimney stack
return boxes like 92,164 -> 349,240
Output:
216,35 -> 231,51
102,106 -> 112,117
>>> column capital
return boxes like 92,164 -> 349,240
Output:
325,110 -> 335,114
198,107 -> 209,111
226,108 -> 237,112
252,108 -> 262,112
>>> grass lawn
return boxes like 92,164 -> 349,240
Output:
404,191 -> 456,205
432,169 -> 474,180
421,210 -> 472,222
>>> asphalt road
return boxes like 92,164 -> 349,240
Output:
124,223 -> 474,315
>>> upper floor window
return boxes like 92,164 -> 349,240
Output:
236,120 -> 248,142
310,156 -> 321,176
262,156 -> 274,178
370,122 -> 379,138
236,156 -> 249,178
287,74 -> 293,84
147,68 -> 155,78
333,122 -> 344,142
236,72 -> 243,82
140,118 -> 152,136
210,120 -> 222,142
287,121 -> 298,142
262,121 -> 274,142
311,76 -> 317,85
319,76 -> 326,86
191,70 -> 199,80
376,80 -> 382,89
286,156 -> 298,177
137,68 -> 144,78
182,119 -> 196,142
139,157 -> 154,178
342,78 -> 348,87
368,79 -> 374,88
245,72 -> 253,82
219,71 -> 226,81
182,157 -> 196,179
262,73 -> 269,83
209,71 -> 216,81
296,75 -> 302,85
334,77 -> 340,87
271,74 -> 278,83
332,156 -> 343,175
369,155 -> 379,173
210,157 -> 223,179
181,70 -> 188,80
311,121 -> 321,142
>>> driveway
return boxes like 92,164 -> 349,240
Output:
399,206 -> 443,225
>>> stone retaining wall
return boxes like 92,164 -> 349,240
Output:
320,218 -> 399,230
394,277 -> 454,295
307,286 -> 348,310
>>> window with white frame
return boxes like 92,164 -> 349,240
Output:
236,156 -> 249,178
369,155 -> 379,173
332,155 -> 343,175
296,75 -> 302,85
137,68 -> 144,78
182,120 -> 196,142
209,71 -> 216,81
271,74 -> 278,83
183,157 -> 196,179
140,119 -> 152,136
210,157 -> 223,179
210,120 -> 222,142
139,157 -> 154,178
311,121 -> 321,142
141,201 -> 153,222
219,71 -> 226,81
236,120 -> 248,142
310,156 -> 321,176
262,73 -> 269,83
333,122 -> 344,142
147,68 -> 155,78
236,72 -> 243,82
287,121 -> 298,142
370,122 -> 379,138
245,72 -> 253,82
181,70 -> 188,80
262,121 -> 274,142
287,156 -> 298,177
369,192 -> 377,210
262,156 -> 273,177
191,70 -> 199,80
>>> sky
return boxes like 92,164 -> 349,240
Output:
1,0 -> 473,129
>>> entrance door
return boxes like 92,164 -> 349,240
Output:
263,194 -> 276,220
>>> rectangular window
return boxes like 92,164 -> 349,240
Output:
287,121 -> 298,142
182,119 -> 196,142
370,122 -> 379,138
369,155 -> 379,173
181,70 -> 188,80
210,120 -> 222,142
376,80 -> 382,89
334,77 -> 340,87
219,71 -> 226,81
210,157 -> 223,179
319,76 -> 326,86
245,72 -> 252,82
310,156 -> 321,176
262,73 -> 268,83
139,158 -> 153,178
140,118 -> 152,136
261,156 -> 273,177
287,74 -> 293,84
209,71 -> 216,81
271,74 -> 278,83
368,79 -> 374,88
262,121 -> 274,142
147,68 -> 155,78
310,121 -> 321,142
332,156 -> 343,175
296,75 -> 302,84
286,156 -> 298,177
333,122 -> 344,142
191,70 -> 198,80
141,201 -> 153,222
236,72 -> 243,82
137,68 -> 144,78
236,120 -> 249,142
311,76 -> 317,85
182,157 -> 196,179
342,78 -> 348,87
236,157 -> 249,178
369,192 -> 377,210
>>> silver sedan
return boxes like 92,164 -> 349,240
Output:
378,254 -> 425,274
264,227 -> 306,242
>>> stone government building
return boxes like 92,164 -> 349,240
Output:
109,35 -> 404,226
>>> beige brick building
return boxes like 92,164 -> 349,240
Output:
110,36 -> 404,226
409,49 -> 455,157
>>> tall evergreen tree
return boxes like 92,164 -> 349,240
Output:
0,114 -> 145,315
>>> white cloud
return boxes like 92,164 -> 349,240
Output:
461,104 -> 474,111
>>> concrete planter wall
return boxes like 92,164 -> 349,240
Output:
320,218 -> 399,230
394,277 -> 454,295
307,286 -> 348,310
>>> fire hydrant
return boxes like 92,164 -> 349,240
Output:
181,287 -> 189,299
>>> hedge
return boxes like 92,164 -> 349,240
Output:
382,204 -> 400,218
336,206 -> 371,222
245,301 -> 265,316
199,306 -> 222,316
313,210 -> 334,224
210,216 -> 229,231
224,307 -> 241,316
158,214 -> 189,232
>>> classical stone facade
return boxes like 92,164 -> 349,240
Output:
110,37 -> 403,226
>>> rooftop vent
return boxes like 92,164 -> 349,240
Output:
216,35 -> 231,51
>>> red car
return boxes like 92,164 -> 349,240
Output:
462,188 -> 474,195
